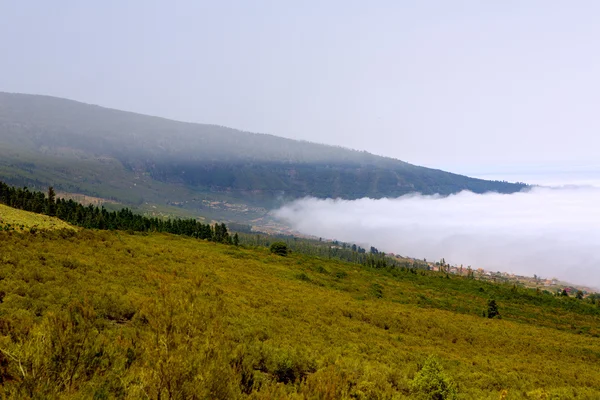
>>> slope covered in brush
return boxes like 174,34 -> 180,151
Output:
0,228 -> 599,399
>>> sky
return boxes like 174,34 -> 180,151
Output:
1,1 -> 600,173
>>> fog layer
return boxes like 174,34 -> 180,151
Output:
274,187 -> 600,288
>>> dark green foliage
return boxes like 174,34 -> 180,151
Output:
213,223 -> 231,244
233,233 -> 239,247
0,180 -> 232,245
487,299 -> 500,319
576,290 -> 584,300
46,186 -> 56,216
236,232 -> 430,270
270,242 -> 288,256
335,271 -> 348,279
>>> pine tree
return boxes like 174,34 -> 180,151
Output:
46,186 -> 56,216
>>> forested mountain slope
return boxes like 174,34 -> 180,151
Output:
0,92 -> 526,220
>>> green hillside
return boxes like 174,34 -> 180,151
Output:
0,92 -> 527,223
0,225 -> 599,399
0,203 -> 76,232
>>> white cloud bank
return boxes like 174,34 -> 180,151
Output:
274,187 -> 600,288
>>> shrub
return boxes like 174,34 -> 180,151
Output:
371,283 -> 384,299
315,265 -> 328,274
487,299 -> 500,319
270,242 -> 288,256
272,349 -> 316,384
296,273 -> 310,282
410,356 -> 457,399
335,271 -> 348,279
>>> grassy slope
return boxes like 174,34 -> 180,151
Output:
0,203 -> 76,231
0,226 -> 599,399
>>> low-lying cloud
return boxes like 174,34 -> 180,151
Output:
274,187 -> 600,288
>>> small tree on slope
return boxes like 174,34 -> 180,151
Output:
410,356 -> 457,400
487,299 -> 500,319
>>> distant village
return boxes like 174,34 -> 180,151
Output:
393,256 -> 598,295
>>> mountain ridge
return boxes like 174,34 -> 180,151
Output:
0,91 -> 527,222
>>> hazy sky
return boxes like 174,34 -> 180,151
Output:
2,1 -> 599,173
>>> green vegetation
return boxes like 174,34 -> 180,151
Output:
0,204 -> 75,232
237,233 -> 421,270
0,92 -> 527,223
409,356 -> 457,400
0,181 -> 231,243
0,182 -> 598,398
487,299 -> 500,319
1,213 -> 600,398
0,180 -> 431,271
270,241 -> 289,256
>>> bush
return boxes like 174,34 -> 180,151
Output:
335,271 -> 348,279
296,273 -> 310,282
410,356 -> 457,400
487,299 -> 500,319
315,265 -> 328,274
371,283 -> 384,298
270,242 -> 288,256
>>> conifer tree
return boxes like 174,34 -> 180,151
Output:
46,186 -> 56,216
487,299 -> 499,319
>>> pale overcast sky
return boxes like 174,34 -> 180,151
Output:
1,1 -> 599,173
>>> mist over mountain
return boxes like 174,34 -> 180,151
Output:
275,185 -> 600,288
0,92 -> 526,221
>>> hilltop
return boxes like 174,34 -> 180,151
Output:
0,92 -> 527,223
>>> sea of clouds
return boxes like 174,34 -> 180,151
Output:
274,184 -> 600,288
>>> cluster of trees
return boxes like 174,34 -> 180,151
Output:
0,180 -> 420,271
238,233 -> 423,271
0,181 -> 238,244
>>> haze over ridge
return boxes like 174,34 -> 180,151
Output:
2,1 -> 600,172
0,92 -> 525,223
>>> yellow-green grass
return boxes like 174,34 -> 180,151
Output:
0,204 -> 76,231
0,230 -> 599,399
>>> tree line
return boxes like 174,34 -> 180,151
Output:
0,181 -> 237,244
236,232 -> 423,270
0,180 -> 423,270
